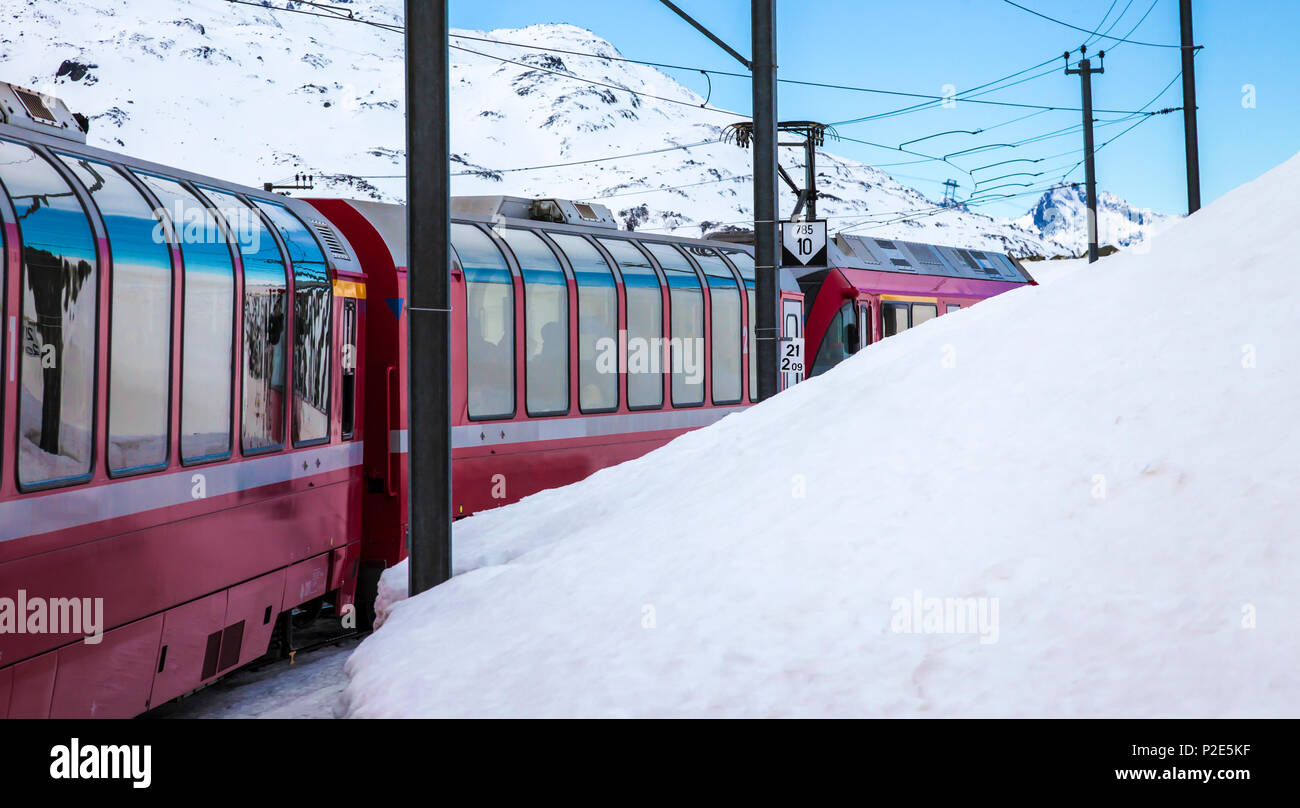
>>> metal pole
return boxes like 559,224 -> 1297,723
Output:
1179,0 -> 1201,214
752,0 -> 779,401
1080,60 -> 1099,263
803,136 -> 817,221
406,0 -> 453,595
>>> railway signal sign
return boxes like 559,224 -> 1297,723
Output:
781,219 -> 827,267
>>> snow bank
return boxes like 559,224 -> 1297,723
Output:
342,152 -> 1300,717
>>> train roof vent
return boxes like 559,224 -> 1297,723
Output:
875,239 -> 897,250
905,242 -> 943,265
890,257 -> 914,269
309,218 -> 350,262
530,197 -> 617,229
0,82 -> 88,143
835,233 -> 879,264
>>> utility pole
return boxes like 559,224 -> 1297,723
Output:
751,0 -> 779,401
405,0 -> 453,596
941,179 -> 958,207
1179,0 -> 1201,214
1066,46 -> 1104,263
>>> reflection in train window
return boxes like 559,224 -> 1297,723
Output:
500,228 -> 568,416
454,224 -> 514,420
694,249 -> 742,404
0,139 -> 98,487
61,156 -> 172,475
202,187 -> 287,453
257,200 -> 332,445
600,238 -> 663,409
810,301 -> 855,378
552,233 -> 617,413
133,172 -> 235,463
644,243 -> 703,407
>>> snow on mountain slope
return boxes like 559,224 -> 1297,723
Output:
2,0 -> 1066,255
1018,183 -> 1174,256
342,151 -> 1300,718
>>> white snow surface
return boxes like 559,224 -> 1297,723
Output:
1,0 -> 1095,255
343,150 -> 1300,718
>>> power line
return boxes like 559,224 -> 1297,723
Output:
1000,0 -> 1188,48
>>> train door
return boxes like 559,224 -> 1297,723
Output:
780,297 -> 804,389
858,301 -> 872,349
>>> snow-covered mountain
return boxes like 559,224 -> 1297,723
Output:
0,0 -> 1157,256
1017,184 -> 1173,256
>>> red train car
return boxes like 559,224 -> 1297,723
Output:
307,195 -> 805,597
0,84 -> 806,717
797,232 -> 1035,377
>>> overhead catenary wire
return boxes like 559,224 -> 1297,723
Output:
1000,0 -> 1191,47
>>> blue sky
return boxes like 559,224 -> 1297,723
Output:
450,0 -> 1300,217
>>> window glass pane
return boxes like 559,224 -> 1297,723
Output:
883,303 -> 909,338
913,303 -> 937,326
599,238 -> 662,409
60,156 -> 170,473
0,139 -> 97,486
810,302 -> 856,378
645,243 -> 703,406
718,251 -> 757,397
945,303 -> 961,314
500,229 -> 567,416
748,289 -> 757,398
552,234 -> 616,412
257,200 -> 331,444
134,172 -> 234,462
454,224 -> 514,419
693,249 -> 741,404
202,187 -> 287,452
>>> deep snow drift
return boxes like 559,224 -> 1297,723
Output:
343,150 -> 1300,718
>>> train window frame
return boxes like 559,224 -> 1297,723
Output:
883,301 -> 910,338
809,300 -> 856,378
547,232 -> 619,415
340,297 -> 358,439
498,227 -> 571,419
642,241 -> 706,409
254,198 -> 334,449
196,184 -> 290,457
946,303 -> 962,314
455,222 -> 517,422
716,249 -> 757,403
691,247 -> 743,406
597,236 -> 665,412
58,153 -> 176,479
132,171 -> 237,467
0,137 -> 102,492
912,302 -> 938,327
0,166 -> 10,483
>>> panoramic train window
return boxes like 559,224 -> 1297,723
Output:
694,249 -> 742,405
913,303 -> 938,327
721,250 -> 758,399
644,243 -> 703,407
60,156 -> 172,475
133,172 -> 235,463
599,238 -> 662,409
453,223 -> 514,420
256,200 -> 332,445
0,139 -> 98,488
500,228 -> 568,416
810,301 -> 856,378
551,233 -> 616,413
202,187 -> 287,453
